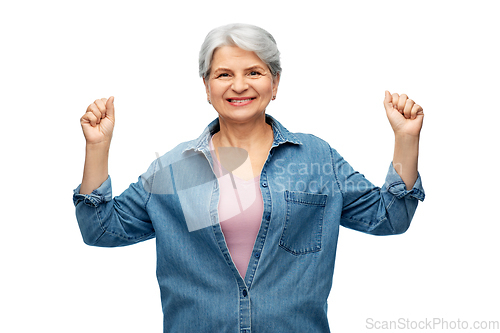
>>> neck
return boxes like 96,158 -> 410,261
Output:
215,113 -> 273,151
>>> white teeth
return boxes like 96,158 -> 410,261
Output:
229,99 -> 252,103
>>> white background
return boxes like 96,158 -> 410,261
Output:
1,0 -> 499,332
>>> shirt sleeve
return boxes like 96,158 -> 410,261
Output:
73,168 -> 156,247
330,148 -> 425,235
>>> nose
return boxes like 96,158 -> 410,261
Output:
231,75 -> 248,94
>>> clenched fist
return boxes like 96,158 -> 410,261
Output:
81,96 -> 115,146
384,91 -> 424,138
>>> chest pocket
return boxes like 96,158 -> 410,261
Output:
279,190 -> 328,255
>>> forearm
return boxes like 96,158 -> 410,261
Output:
80,143 -> 110,194
392,133 -> 419,190
74,154 -> 155,247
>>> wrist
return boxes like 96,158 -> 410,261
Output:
86,141 -> 111,153
394,132 -> 420,143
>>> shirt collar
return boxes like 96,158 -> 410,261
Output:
183,114 -> 302,153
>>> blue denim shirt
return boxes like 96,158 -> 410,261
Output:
73,115 -> 424,333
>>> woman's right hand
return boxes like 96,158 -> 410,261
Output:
81,96 -> 115,146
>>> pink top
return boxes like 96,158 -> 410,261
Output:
210,137 -> 263,279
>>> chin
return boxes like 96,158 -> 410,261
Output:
219,109 -> 266,124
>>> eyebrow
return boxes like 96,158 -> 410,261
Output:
213,65 -> 267,73
245,65 -> 266,72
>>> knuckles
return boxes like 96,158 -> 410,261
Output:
385,91 -> 422,115
93,99 -> 107,112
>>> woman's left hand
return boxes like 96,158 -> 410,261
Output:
383,90 -> 424,137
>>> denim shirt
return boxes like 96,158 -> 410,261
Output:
73,115 -> 424,333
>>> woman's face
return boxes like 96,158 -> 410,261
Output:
204,45 -> 279,124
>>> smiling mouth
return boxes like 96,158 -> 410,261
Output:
227,98 -> 256,103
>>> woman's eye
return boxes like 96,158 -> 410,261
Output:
217,73 -> 229,78
249,71 -> 261,76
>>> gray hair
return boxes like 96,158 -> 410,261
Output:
199,23 -> 281,80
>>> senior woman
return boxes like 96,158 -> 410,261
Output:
74,23 -> 425,332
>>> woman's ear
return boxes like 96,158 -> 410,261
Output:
203,77 -> 210,101
272,73 -> 280,97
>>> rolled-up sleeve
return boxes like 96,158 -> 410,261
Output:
331,148 -> 425,235
73,172 -> 155,247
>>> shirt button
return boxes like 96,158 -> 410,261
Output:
265,214 -> 271,221
242,289 -> 248,297
262,181 -> 268,187
254,252 -> 260,258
